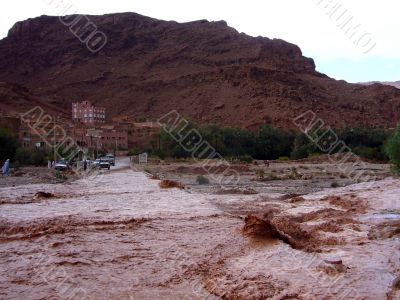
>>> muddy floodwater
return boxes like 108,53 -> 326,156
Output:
0,158 -> 399,299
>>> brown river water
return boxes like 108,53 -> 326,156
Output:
0,158 -> 399,299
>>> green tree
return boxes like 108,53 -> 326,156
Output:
255,125 -> 294,159
0,128 -> 18,162
220,127 -> 256,157
198,124 -> 224,153
385,123 -> 400,173
339,127 -> 389,161
290,133 -> 319,160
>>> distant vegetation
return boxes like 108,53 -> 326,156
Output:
14,148 -> 47,166
0,127 -> 51,167
0,128 -> 18,162
150,123 -> 391,162
385,123 -> 400,173
338,127 -> 389,161
0,123 -> 393,168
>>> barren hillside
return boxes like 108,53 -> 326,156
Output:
1,12 -> 400,129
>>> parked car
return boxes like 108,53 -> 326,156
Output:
92,159 -> 100,166
54,160 -> 68,171
106,154 -> 115,166
99,158 -> 110,170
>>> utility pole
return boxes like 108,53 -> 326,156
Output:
114,135 -> 117,156
53,115 -> 56,162
96,135 -> 99,159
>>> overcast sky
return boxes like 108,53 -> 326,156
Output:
0,0 -> 398,83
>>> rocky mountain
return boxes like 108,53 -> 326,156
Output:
1,12 -> 400,129
0,82 -> 67,117
390,81 -> 400,89
361,81 -> 400,90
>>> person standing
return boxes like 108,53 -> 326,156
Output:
48,160 -> 51,169
2,159 -> 10,176
83,159 -> 87,171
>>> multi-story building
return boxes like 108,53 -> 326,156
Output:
72,101 -> 105,124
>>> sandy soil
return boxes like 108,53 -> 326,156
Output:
0,157 -> 399,299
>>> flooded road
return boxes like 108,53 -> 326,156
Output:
0,158 -> 399,299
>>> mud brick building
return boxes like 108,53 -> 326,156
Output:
112,116 -> 161,150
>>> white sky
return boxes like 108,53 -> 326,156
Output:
0,0 -> 399,82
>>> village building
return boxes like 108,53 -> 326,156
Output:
72,101 -> 106,124
13,106 -> 159,157
98,125 -> 128,151
19,118 -> 72,152
129,122 -> 161,149
111,116 -> 161,149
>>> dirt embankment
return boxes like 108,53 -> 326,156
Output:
368,220 -> 400,240
0,166 -> 85,188
242,195 -> 366,252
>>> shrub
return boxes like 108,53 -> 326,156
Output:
149,154 -> 161,161
55,171 -> 67,181
14,148 -> 32,165
237,155 -> 253,163
267,173 -> 279,180
289,167 -> 301,179
331,181 -> 340,188
255,169 -> 265,180
31,151 -> 47,166
196,175 -> 210,185
278,156 -> 290,161
127,148 -> 141,156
